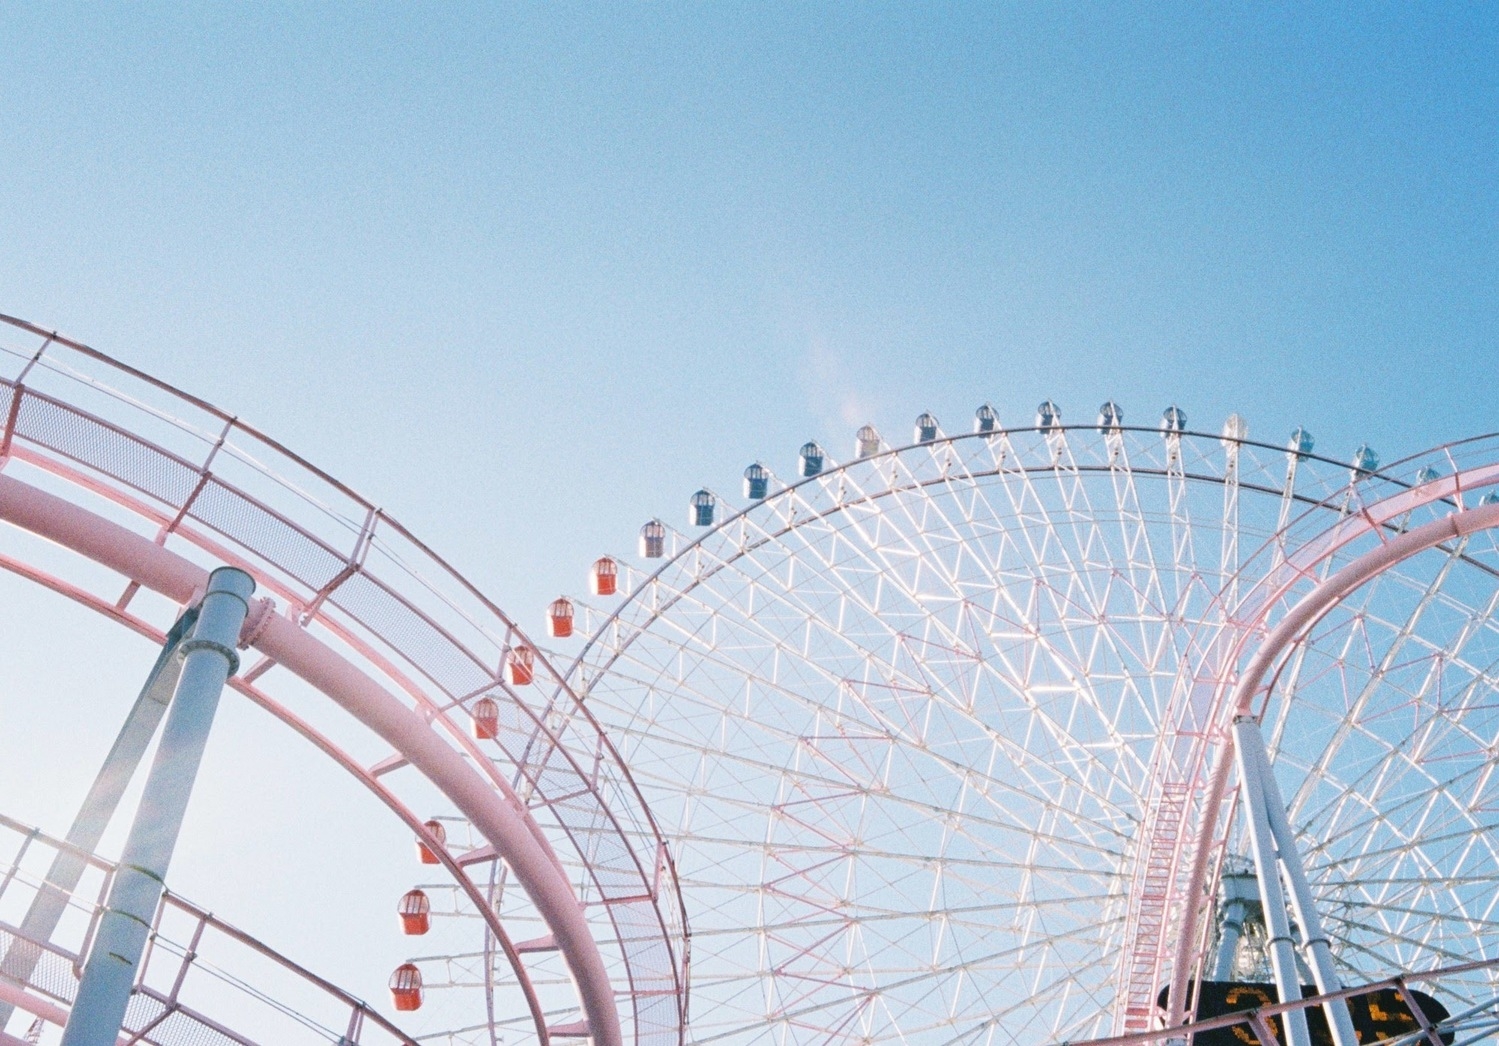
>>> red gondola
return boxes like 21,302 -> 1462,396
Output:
389,963 -> 423,1011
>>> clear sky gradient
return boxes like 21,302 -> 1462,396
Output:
0,1 -> 1495,1029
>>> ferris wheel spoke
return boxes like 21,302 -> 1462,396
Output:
741,912 -> 1123,1029
1334,896 -> 1499,947
678,887 -> 1124,939
1323,915 -> 1487,973
934,455 -> 1173,778
590,631 -> 1143,855
1283,704 -> 1493,851
728,452 -> 1181,785
1301,755 -> 1499,868
1276,555 -> 1483,822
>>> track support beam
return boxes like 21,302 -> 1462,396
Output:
1234,716 -> 1358,1046
60,567 -> 253,1046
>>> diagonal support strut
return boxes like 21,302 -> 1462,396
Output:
0,605 -> 199,1030
1234,716 -> 1358,1046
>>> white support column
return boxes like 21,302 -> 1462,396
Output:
1232,716 -> 1312,1046
60,568 -> 253,1046
1239,718 -> 1360,1046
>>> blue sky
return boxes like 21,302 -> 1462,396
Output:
3,4 -> 1494,616
0,0 -> 1495,1027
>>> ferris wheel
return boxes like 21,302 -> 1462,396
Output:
545,404 -> 1499,1045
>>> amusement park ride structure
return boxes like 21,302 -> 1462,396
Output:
0,310 -> 1497,1046
0,313 -> 687,1046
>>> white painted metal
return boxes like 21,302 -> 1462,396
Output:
61,567 -> 254,1046
1210,867 -> 1257,980
559,417 -> 1457,1044
1232,716 -> 1312,1046
0,313 -> 688,1046
561,415 -> 1499,1045
1168,491 -> 1499,1030
6,310 -> 1498,1046
1073,953 -> 1490,1046
0,812 -> 416,1044
1243,722 -> 1359,1046
0,606 -> 192,1031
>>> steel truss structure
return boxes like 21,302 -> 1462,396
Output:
0,314 -> 687,1046
551,413 -> 1499,1045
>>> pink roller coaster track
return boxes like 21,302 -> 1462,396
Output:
0,313 -> 688,1046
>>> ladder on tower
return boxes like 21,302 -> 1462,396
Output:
1123,782 -> 1190,1031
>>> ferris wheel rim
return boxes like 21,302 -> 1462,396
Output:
560,422 -> 1404,706
1107,449 -> 1499,1028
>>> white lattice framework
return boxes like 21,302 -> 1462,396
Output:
546,414 -> 1499,1045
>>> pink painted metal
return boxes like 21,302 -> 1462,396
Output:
1163,496 -> 1499,1026
257,610 -> 622,1045
1119,783 -> 1189,1030
1116,455 -> 1499,1033
1073,955 -> 1498,1046
1236,501 -> 1499,718
0,314 -> 688,1046
0,545 -> 559,1044
0,467 -> 595,1043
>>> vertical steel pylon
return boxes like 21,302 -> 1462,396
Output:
1211,864 -> 1259,980
59,567 -> 254,1046
1233,715 -> 1358,1046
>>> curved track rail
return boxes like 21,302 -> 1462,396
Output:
1071,955 -> 1499,1046
1158,454 -> 1499,1027
552,419 -> 1386,1042
0,314 -> 687,1046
